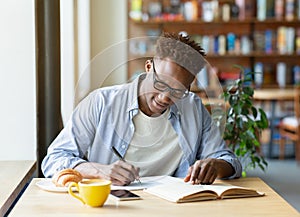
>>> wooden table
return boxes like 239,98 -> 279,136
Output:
9,177 -> 299,217
254,88 -> 295,158
0,160 -> 36,216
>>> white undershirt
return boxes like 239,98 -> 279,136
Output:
125,109 -> 183,177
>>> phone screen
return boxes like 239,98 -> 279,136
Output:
110,190 -> 141,201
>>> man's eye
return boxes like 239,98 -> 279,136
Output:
172,90 -> 185,97
155,82 -> 168,89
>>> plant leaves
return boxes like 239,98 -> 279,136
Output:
243,86 -> 254,96
223,64 -> 268,173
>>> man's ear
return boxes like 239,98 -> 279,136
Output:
145,59 -> 153,72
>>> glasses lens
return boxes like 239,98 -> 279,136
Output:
154,82 -> 188,99
171,89 -> 187,98
154,80 -> 168,91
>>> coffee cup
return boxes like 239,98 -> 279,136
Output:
68,179 -> 111,207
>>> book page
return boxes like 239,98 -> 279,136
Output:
144,177 -> 264,202
111,175 -> 182,191
201,184 -> 264,198
144,182 -> 218,203
202,184 -> 244,197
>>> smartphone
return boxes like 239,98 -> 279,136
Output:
110,190 -> 141,201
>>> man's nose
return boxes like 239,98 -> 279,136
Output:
158,91 -> 172,103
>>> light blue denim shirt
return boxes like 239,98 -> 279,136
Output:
42,74 -> 242,179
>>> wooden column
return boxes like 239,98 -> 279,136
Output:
36,0 -> 62,177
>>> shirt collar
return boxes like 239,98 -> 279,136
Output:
126,73 -> 145,114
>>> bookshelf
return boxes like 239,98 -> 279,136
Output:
127,0 -> 300,90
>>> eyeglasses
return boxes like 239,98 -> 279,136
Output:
152,59 -> 189,99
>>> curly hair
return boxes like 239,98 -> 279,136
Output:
155,32 -> 207,76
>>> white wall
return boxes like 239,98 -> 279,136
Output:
0,0 -> 127,160
0,0 -> 126,160
90,0 -> 128,86
0,0 -> 36,160
61,0 -> 127,123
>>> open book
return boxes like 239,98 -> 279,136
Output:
144,179 -> 264,203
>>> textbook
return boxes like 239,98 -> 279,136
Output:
144,180 -> 264,203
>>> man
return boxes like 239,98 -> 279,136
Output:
42,32 -> 242,186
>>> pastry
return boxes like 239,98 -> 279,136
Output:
52,168 -> 83,187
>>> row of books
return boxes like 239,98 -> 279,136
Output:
129,29 -> 300,56
130,0 -> 300,22
257,0 -> 300,21
200,0 -> 300,22
190,26 -> 300,56
254,26 -> 300,54
191,34 -> 252,55
195,62 -> 300,88
254,62 -> 300,87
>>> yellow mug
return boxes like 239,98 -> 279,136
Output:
68,179 -> 111,207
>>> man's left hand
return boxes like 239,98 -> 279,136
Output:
183,158 -> 234,185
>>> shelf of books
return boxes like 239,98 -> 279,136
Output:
127,0 -> 300,89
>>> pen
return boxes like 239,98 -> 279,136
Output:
111,146 -> 142,185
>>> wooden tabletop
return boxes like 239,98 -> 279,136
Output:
9,177 -> 299,217
254,88 -> 295,101
0,160 -> 36,216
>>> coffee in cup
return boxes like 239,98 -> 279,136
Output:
68,179 -> 111,207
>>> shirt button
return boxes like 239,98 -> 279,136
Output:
122,145 -> 126,149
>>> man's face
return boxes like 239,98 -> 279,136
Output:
139,58 -> 195,116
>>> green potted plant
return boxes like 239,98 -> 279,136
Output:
222,65 -> 269,176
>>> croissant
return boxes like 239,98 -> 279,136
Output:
52,168 -> 83,187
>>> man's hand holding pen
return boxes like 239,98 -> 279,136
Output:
74,161 -> 140,186
74,147 -> 141,186
111,146 -> 142,185
101,160 -> 140,186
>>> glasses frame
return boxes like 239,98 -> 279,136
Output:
152,59 -> 190,99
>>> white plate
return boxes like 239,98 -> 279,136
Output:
36,179 -> 76,193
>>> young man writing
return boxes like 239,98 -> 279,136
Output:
42,32 -> 242,186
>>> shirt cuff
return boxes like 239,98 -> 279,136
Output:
218,156 -> 242,179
